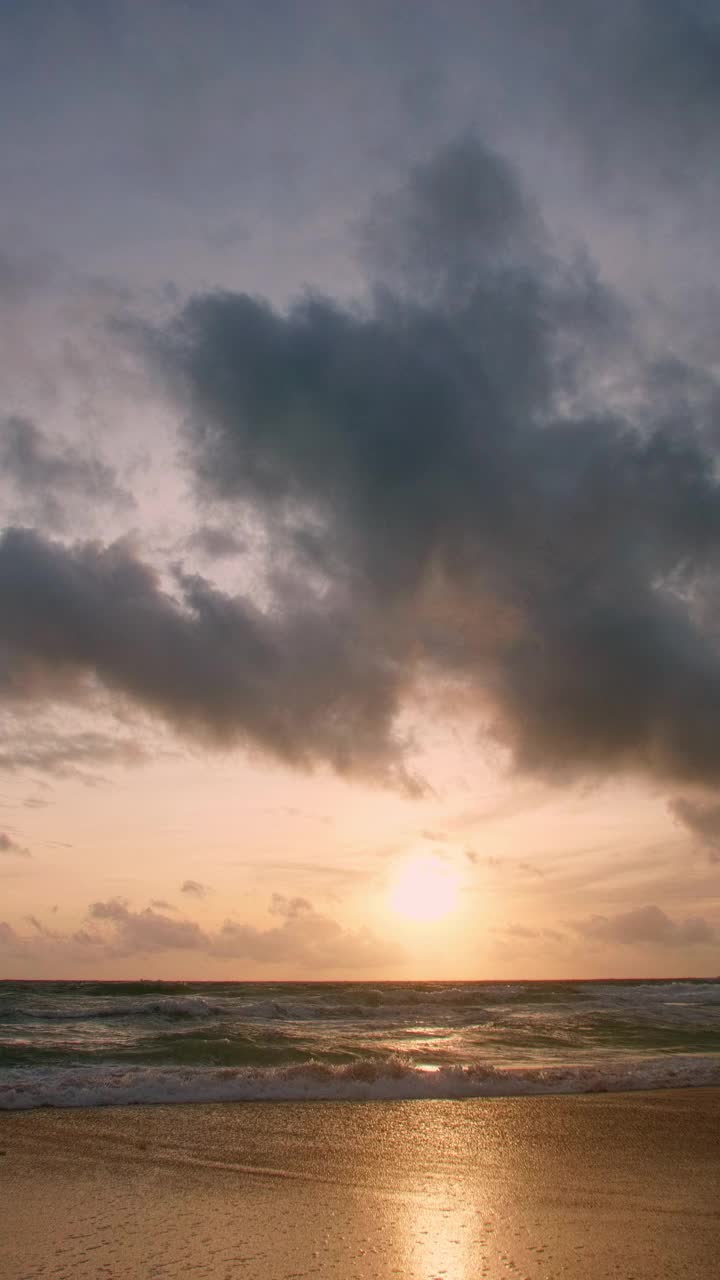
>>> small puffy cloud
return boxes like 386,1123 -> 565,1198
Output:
180,879 -> 209,898
572,903 -> 715,948
88,898 -> 207,952
0,831 -> 30,857
88,898 -> 129,921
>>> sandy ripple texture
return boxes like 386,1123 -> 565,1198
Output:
1,1089 -> 719,1279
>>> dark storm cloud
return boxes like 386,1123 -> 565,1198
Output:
573,903 -> 715,948
153,138 -> 720,787
3,138 -> 720,789
0,526 -> 409,785
0,416 -> 131,527
669,796 -> 720,862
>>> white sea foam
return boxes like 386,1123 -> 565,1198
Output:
2,1054 -> 719,1110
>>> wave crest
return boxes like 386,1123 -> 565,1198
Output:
2,1054 -> 719,1110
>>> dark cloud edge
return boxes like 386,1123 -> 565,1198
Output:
2,137 -> 720,798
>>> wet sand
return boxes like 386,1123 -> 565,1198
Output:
1,1089 -> 719,1279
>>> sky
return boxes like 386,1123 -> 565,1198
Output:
1,0 -> 720,979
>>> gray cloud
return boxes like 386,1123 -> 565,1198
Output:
516,0 -> 720,197
88,898 -> 207,952
0,416 -> 131,528
0,525 -> 410,786
2,1 -> 719,332
573,903 -> 716,947
81,895 -> 401,968
213,896 -> 402,969
3,138 -> 720,793
152,139 -> 720,787
0,250 -> 57,304
0,832 -> 30,858
669,796 -> 720,861
186,525 -> 246,559
0,726 -> 147,780
180,879 -> 209,898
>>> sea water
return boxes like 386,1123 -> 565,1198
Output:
1,978 -> 719,1109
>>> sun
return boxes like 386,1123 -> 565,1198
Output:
387,853 -> 461,923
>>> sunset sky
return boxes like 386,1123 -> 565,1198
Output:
2,0 -> 720,979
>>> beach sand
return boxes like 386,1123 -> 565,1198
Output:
1,1088 -> 719,1279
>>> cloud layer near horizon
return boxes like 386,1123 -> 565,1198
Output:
0,894 -> 402,971
1,897 -> 715,977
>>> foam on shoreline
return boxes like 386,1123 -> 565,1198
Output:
3,1051 -> 720,1110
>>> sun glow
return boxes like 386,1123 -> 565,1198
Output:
388,853 -> 461,923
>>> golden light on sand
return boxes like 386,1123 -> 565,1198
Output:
388,852 -> 460,923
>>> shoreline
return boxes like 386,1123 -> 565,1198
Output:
2,1088 -> 719,1278
4,1053 -> 719,1111
3,1076 -> 720,1112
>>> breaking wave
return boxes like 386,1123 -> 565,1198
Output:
2,1054 -> 720,1110
3,979 -> 720,1109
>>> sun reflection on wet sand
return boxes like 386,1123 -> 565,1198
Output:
394,1182 -> 486,1279
2,1093 -> 720,1279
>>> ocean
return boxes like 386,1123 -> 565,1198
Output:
1,978 -> 719,1109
